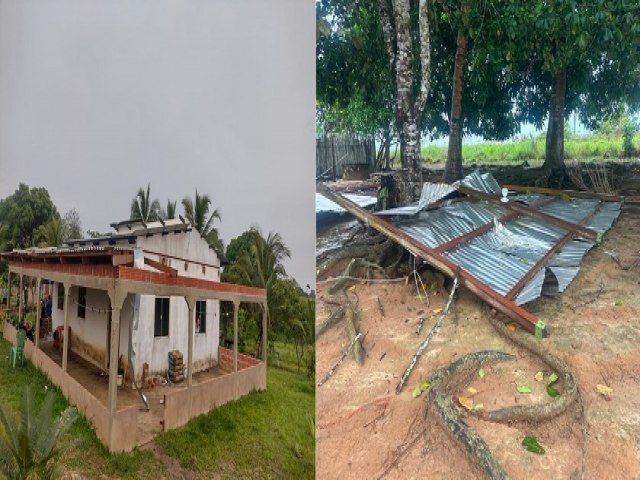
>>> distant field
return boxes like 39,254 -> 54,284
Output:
419,132 -> 640,165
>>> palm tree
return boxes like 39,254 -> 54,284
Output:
230,229 -> 291,357
130,184 -> 161,222
165,200 -> 177,220
0,386 -> 78,480
181,190 -> 223,255
36,217 -> 68,247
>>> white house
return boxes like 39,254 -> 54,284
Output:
50,218 -> 221,382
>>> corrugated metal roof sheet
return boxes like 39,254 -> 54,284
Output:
387,172 -> 621,306
316,193 -> 377,214
378,182 -> 456,216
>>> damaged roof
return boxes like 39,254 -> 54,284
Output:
319,171 -> 623,334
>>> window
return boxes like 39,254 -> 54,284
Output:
195,300 -> 206,334
57,283 -> 65,310
154,297 -> 170,337
77,287 -> 86,318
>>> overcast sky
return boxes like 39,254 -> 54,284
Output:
0,0 -> 316,289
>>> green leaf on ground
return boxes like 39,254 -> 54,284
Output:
478,368 -> 485,379
420,381 -> 431,390
547,385 -> 560,397
516,384 -> 532,394
412,386 -> 422,398
522,435 -> 545,454
547,372 -> 559,385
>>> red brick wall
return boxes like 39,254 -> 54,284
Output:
219,347 -> 261,370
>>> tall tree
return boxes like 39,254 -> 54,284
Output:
181,190 -> 223,256
165,200 -> 177,220
63,209 -> 82,239
0,184 -> 58,250
223,228 -> 291,358
36,217 -> 68,248
377,0 -> 432,170
129,184 -> 161,223
512,0 -> 640,181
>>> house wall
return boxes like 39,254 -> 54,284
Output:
137,294 -> 220,378
134,229 -> 221,377
51,283 -> 111,369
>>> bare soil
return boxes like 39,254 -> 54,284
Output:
316,201 -> 640,479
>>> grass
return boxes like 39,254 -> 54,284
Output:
0,334 -> 314,479
419,132 -> 640,165
0,335 -> 165,479
156,366 -> 315,479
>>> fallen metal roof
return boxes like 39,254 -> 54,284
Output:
318,171 -> 623,335
316,192 -> 377,214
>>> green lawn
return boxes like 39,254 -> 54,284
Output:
0,334 -> 314,479
419,132 -> 639,165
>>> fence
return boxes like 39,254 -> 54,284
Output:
316,134 -> 375,179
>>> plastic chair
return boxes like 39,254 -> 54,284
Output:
53,326 -> 67,352
9,329 -> 26,367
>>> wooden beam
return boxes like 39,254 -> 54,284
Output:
503,184 -> 637,203
506,200 -> 604,300
317,184 -> 541,334
143,257 -> 178,277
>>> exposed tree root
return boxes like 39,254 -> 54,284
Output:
469,309 -> 578,424
426,351 -> 515,480
345,292 -> 364,365
316,306 -> 345,339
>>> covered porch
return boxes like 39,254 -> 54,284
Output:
1,247 -> 267,452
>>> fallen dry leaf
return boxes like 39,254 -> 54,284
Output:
467,387 -> 478,395
506,322 -> 518,332
458,396 -> 474,410
534,371 -> 544,382
596,384 -> 613,398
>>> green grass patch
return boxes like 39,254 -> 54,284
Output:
419,132 -> 639,165
156,367 -> 315,479
0,336 -> 165,479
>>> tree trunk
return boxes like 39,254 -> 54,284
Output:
443,29 -> 468,183
544,66 -> 567,185
377,0 -> 431,172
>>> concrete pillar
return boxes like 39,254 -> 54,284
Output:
262,302 -> 267,363
62,283 -> 71,372
34,278 -> 41,348
185,296 -> 195,388
18,274 -> 23,323
108,304 -> 122,413
233,301 -> 239,372
5,270 -> 10,311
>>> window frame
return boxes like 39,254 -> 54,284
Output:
77,287 -> 86,319
154,297 -> 170,337
195,300 -> 206,334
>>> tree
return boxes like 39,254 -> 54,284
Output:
62,209 -> 82,240
0,184 -> 58,251
129,184 -> 161,223
181,190 -> 223,256
0,385 -> 78,480
223,228 -> 291,358
511,0 -> 640,180
165,200 -> 177,220
377,0 -> 432,170
316,0 -> 396,168
36,218 -> 68,248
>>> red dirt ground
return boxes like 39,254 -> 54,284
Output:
316,203 -> 640,479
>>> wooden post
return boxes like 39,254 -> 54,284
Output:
34,278 -> 41,348
108,304 -> 121,413
62,283 -> 71,372
233,301 -> 239,372
5,270 -> 10,311
18,274 -> 23,324
185,296 -> 195,388
262,302 -> 267,363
